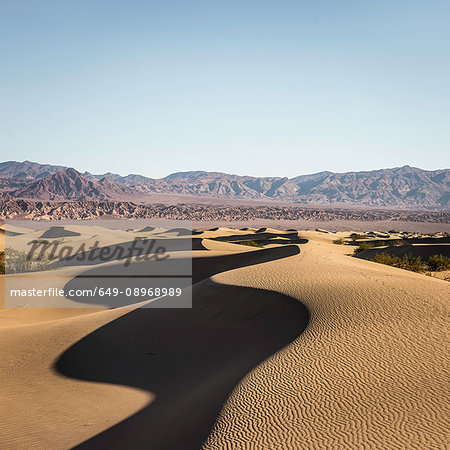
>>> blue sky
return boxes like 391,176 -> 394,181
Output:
1,0 -> 449,178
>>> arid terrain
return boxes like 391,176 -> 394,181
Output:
1,161 -> 449,210
1,161 -> 449,237
3,0 -> 449,447
1,200 -> 450,235
0,223 -> 448,448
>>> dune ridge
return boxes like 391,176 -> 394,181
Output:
0,226 -> 448,449
203,234 -> 449,449
0,238 -> 309,449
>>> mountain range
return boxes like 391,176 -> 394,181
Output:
0,160 -> 448,210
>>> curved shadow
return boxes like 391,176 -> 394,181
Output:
54,237 -> 206,270
55,246 -> 309,449
63,245 -> 302,308
39,226 -> 81,238
210,231 -> 308,244
155,228 -> 204,236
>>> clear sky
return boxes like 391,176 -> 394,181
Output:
1,0 -> 449,178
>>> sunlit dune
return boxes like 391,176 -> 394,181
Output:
0,225 -> 448,448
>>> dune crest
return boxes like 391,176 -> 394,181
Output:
203,234 -> 449,449
0,227 -> 448,448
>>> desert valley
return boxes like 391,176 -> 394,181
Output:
0,160 -> 449,448
3,1 -> 450,447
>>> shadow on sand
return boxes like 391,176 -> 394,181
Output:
55,245 -> 309,449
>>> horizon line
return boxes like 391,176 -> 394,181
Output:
2,160 -> 449,181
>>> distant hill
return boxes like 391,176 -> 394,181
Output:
4,167 -> 134,201
0,160 -> 448,210
0,160 -> 67,180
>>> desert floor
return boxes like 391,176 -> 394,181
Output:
0,224 -> 448,449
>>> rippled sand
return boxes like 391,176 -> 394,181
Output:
0,226 -> 448,448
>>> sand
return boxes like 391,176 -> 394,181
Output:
203,234 -> 449,449
0,225 -> 448,449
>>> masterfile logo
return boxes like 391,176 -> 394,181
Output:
4,220 -> 192,309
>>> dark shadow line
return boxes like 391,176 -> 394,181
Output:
55,245 -> 309,449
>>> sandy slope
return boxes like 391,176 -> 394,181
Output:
0,227 -> 306,449
203,233 -> 449,449
0,308 -> 152,449
0,227 -> 448,449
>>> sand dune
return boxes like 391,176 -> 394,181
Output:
39,226 -> 81,239
356,243 -> 450,261
57,280 -> 307,449
203,234 -> 449,449
0,238 -> 306,448
0,226 -> 448,448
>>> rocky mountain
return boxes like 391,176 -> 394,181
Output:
7,168 -> 135,201
85,172 -> 154,186
0,176 -> 28,194
150,172 -> 301,198
0,161 -> 448,210
0,160 -> 67,180
141,167 -> 449,209
291,166 -> 450,209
